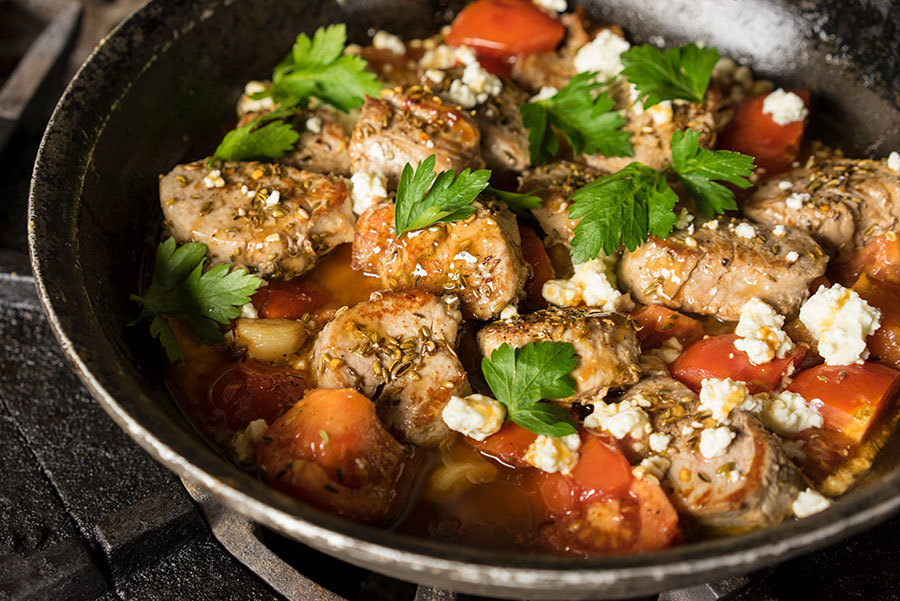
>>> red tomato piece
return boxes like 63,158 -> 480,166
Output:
518,225 -> 555,311
446,0 -> 564,62
717,88 -> 811,176
835,232 -> 900,287
207,361 -> 309,432
257,388 -> 409,522
632,304 -> 705,349
670,333 -> 806,394
850,273 -> 900,371
251,279 -> 331,320
788,363 -> 900,443
472,421 -> 537,467
794,428 -> 855,484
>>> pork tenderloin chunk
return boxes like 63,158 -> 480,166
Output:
618,218 -> 828,320
477,307 -> 641,403
312,290 -> 469,446
160,161 -> 354,278
349,87 -> 484,188
621,377 -> 805,531
518,161 -> 607,248
509,11 -> 596,93
744,157 -> 900,261
351,200 -> 529,320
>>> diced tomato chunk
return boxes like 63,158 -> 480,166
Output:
835,232 -> 900,287
670,333 -> 806,393
717,88 -> 811,176
471,421 -> 536,467
251,279 -> 331,320
788,363 -> 900,443
518,225 -> 555,311
632,304 -> 705,349
257,388 -> 409,522
446,0 -> 565,63
849,273 -> 900,370
207,361 -> 309,432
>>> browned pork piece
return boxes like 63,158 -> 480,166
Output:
160,161 -> 355,278
509,11 -> 595,92
518,161 -> 607,248
351,201 -> 529,320
473,83 -> 531,173
312,289 -> 469,446
621,377 -> 805,531
743,157 -> 900,261
618,218 -> 828,320
477,307 -> 641,402
349,87 -> 484,187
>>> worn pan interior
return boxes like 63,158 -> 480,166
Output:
27,0 -> 900,598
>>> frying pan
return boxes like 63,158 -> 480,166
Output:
27,0 -> 900,598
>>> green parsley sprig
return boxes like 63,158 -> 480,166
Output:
568,129 -> 755,262
620,42 -> 720,108
485,187 -> 542,218
521,71 -> 633,165
130,238 -> 263,362
393,154 -> 491,238
208,108 -> 300,167
481,341 -> 578,437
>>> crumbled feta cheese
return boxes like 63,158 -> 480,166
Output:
649,432 -> 672,453
533,0 -> 566,12
699,426 -> 736,458
703,219 -> 720,231
786,192 -> 810,210
734,222 -> 756,239
524,433 -> 581,474
785,250 -> 799,264
793,487 -> 831,518
499,305 -> 519,320
238,81 -> 275,114
350,171 -> 388,215
240,302 -> 259,319
698,377 -> 755,423
645,100 -> 673,125
777,180 -> 793,191
733,297 -> 794,365
684,236 -> 698,248
372,30 -> 406,54
203,169 -> 225,189
240,184 -> 256,199
530,86 -> 559,103
889,151 -> 900,173
419,44 -> 477,70
264,233 -> 281,243
264,190 -> 281,207
584,399 -> 652,439
649,336 -> 684,365
446,61 -> 503,108
542,278 -> 581,306
758,390 -> 823,436
762,88 -> 809,125
681,425 -> 695,436
423,68 -> 445,85
772,224 -> 786,237
305,116 -> 322,134
232,419 -> 267,465
447,79 -> 478,108
573,29 -> 631,81
633,455 -> 670,483
441,394 -> 506,441
675,208 -> 695,231
542,255 -> 632,311
799,283 -> 882,365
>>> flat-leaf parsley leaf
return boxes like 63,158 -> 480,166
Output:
620,42 -> 720,108
208,108 -> 300,166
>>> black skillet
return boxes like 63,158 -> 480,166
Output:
27,0 -> 900,598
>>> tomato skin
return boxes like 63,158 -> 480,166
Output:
670,333 -> 805,394
472,421 -> 536,466
251,279 -> 331,320
788,363 -> 900,443
632,304 -> 704,349
446,0 -> 565,62
518,225 -> 555,311
208,361 -> 309,432
258,388 -> 409,522
850,273 -> 900,370
717,88 -> 811,176
836,232 -> 900,287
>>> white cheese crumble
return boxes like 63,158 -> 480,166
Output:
698,377 -> 755,424
350,171 -> 388,215
772,224 -> 786,237
203,169 -> 225,189
499,304 -> 519,320
785,250 -> 799,264
372,30 -> 406,54
649,432 -> 672,453
759,390 -> 823,436
446,61 -> 503,108
573,29 -> 631,81
530,86 -> 559,103
786,191 -> 810,210
240,302 -> 259,319
419,44 -> 477,70
645,100 -> 674,125
699,426 -> 736,459
889,151 -> 900,173
542,255 -> 632,312
793,488 -> 831,518
762,88 -> 809,125
264,233 -> 281,243
702,219 -> 720,231
232,419 -> 268,465
423,68 -> 446,85
649,337 -> 684,365
264,190 -> 281,207
777,180 -> 793,191
733,222 -> 756,239
237,80 -> 275,115
441,394 -> 506,442
584,398 -> 652,439
524,433 -> 581,475
675,208 -> 695,231
305,116 -> 322,134
733,297 -> 794,365
533,0 -> 567,12
633,455 -> 670,483
799,283 -> 882,365
240,185 -> 256,199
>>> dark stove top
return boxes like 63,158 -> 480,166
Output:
2,3 -> 900,601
